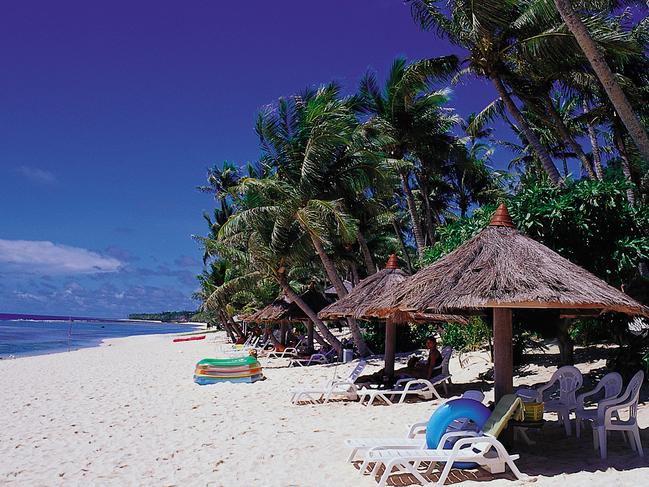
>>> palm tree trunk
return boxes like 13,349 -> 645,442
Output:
400,172 -> 426,258
310,235 -> 348,297
392,219 -> 413,273
218,310 -> 236,342
583,100 -> 604,179
491,74 -> 563,185
418,177 -> 436,246
562,157 -> 569,178
227,315 -> 245,339
277,273 -> 342,354
350,263 -> 359,286
357,231 -> 377,275
543,94 -> 596,179
554,0 -> 649,164
313,327 -> 329,348
614,128 -> 636,206
309,235 -> 371,356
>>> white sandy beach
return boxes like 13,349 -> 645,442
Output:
1,332 -> 648,487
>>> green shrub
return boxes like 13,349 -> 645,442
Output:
439,317 -> 491,352
569,319 -> 611,346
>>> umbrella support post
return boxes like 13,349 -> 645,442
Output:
493,308 -> 513,403
384,321 -> 396,383
307,321 -> 314,353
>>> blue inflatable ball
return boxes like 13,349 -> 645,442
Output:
425,398 -> 491,468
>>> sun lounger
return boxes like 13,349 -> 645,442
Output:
266,339 -> 304,359
359,394 -> 525,487
289,347 -> 337,367
290,360 -> 367,404
346,390 -> 485,464
356,347 -> 453,406
404,390 -> 485,438
233,335 -> 257,349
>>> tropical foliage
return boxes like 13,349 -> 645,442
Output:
194,1 -> 649,360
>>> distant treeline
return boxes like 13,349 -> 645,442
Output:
128,311 -> 204,323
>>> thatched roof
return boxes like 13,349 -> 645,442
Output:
324,280 -> 352,295
318,255 -> 467,324
246,287 -> 330,323
377,204 -> 649,317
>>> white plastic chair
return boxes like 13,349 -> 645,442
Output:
592,370 -> 644,459
291,360 -> 367,404
575,372 -> 623,438
518,365 -> 583,435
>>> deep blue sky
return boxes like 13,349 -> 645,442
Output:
0,0 -> 505,318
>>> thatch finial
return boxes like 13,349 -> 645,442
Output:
489,204 -> 514,228
385,254 -> 399,269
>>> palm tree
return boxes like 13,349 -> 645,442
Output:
553,0 -> 649,164
247,83 -> 389,355
407,0 -> 566,184
214,176 -> 345,354
197,162 -> 240,219
359,57 -> 461,257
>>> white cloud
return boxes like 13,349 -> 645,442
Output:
0,240 -> 122,274
16,166 -> 57,185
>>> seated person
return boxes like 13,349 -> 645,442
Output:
400,336 -> 442,380
357,336 -> 442,386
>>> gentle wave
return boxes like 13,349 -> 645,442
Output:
0,319 -> 199,358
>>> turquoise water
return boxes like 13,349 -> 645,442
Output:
0,319 -> 197,358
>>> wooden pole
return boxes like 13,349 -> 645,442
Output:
384,321 -> 397,381
307,320 -> 314,352
280,323 -> 288,346
493,308 -> 513,402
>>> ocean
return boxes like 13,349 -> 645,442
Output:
0,318 -> 198,358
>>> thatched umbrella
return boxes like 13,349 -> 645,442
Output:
247,287 -> 330,349
378,204 -> 649,401
319,254 -> 467,379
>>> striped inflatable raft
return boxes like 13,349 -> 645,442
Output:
193,355 -> 264,385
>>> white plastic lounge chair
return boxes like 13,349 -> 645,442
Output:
517,365 -> 583,435
575,371 -> 623,438
405,390 -> 485,438
591,370 -> 644,459
429,346 -> 453,395
345,390 -> 485,464
289,347 -> 337,367
267,339 -> 304,359
233,335 -> 260,351
291,360 -> 368,404
360,394 -> 526,487
356,347 -> 453,406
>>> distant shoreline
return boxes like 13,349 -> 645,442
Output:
0,318 -> 203,359
0,313 -> 205,326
